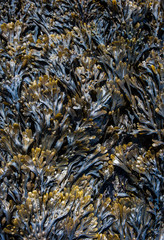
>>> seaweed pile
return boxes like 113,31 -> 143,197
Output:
0,0 -> 163,239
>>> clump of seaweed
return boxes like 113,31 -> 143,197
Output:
3,186 -> 99,239
0,0 -> 163,239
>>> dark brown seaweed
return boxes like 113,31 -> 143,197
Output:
0,0 -> 163,239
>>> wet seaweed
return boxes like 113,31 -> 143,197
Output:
0,0 -> 163,239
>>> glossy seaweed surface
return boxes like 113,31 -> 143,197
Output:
0,0 -> 164,239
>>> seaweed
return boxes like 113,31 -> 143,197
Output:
0,0 -> 163,239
